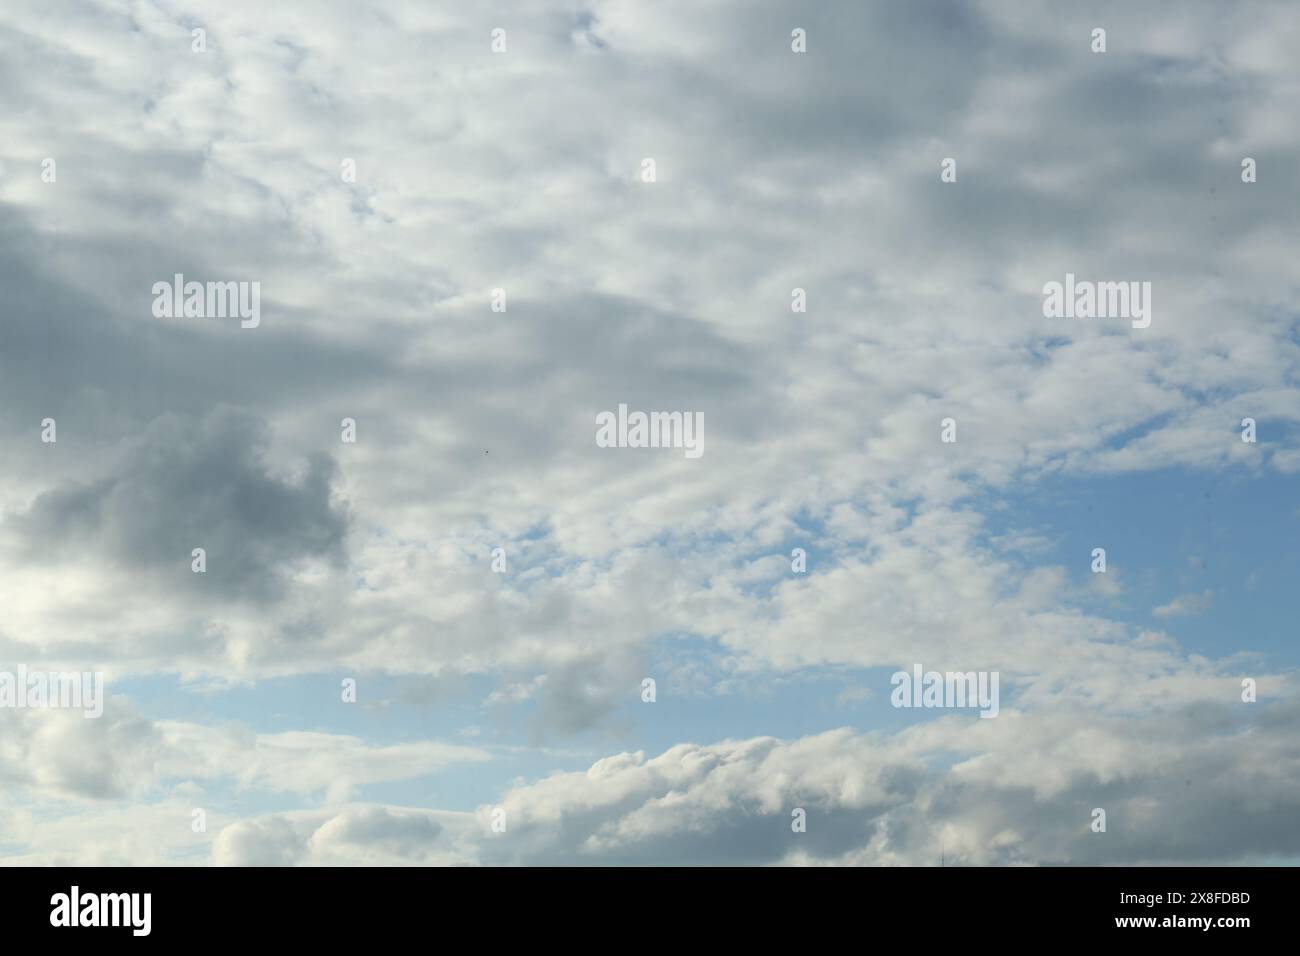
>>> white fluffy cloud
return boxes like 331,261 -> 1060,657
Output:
211,699 -> 1300,866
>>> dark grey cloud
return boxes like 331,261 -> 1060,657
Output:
6,405 -> 348,604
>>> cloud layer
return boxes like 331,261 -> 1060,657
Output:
0,0 -> 1296,865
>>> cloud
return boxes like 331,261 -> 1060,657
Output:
5,406 -> 349,604
1152,590 -> 1214,619
212,814 -> 314,867
0,705 -> 162,800
0,702 -> 489,803
0,0 -> 1296,864
213,804 -> 477,866
1,0 -> 1296,688
207,696 -> 1300,866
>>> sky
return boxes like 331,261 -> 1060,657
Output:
0,0 -> 1298,866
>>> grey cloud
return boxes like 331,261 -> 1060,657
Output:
0,705 -> 162,800
485,702 -> 1300,865
6,406 -> 348,603
201,698 -> 1300,866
